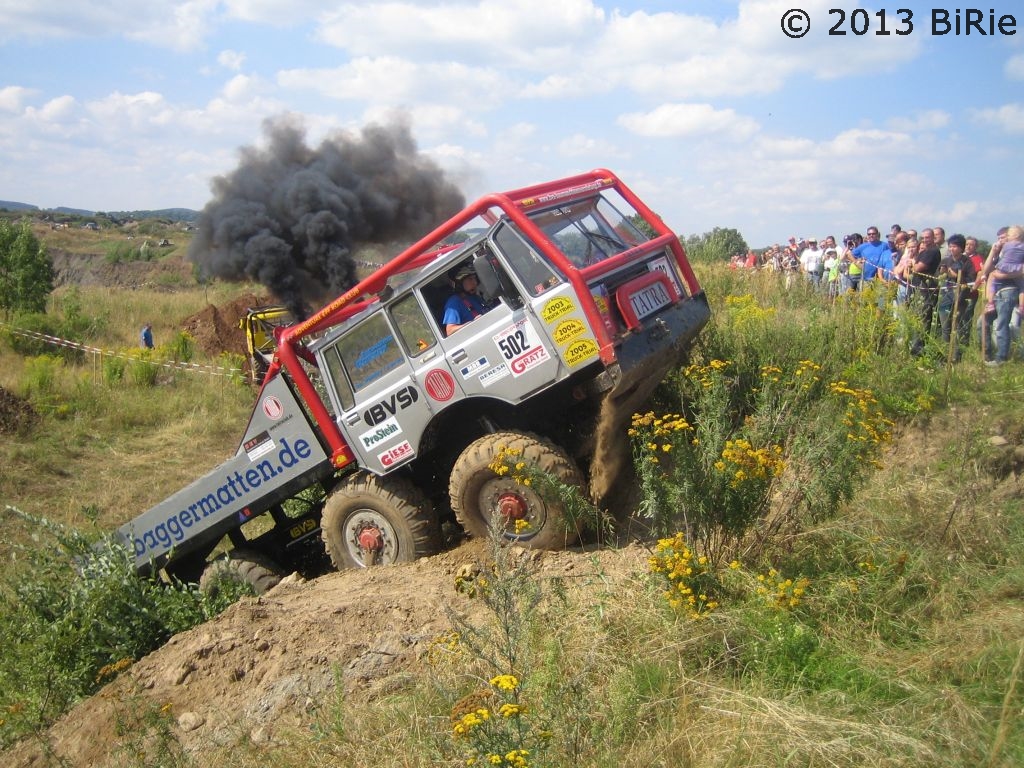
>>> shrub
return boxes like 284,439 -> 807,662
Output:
0,506 -> 239,749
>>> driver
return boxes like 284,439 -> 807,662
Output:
443,265 -> 490,336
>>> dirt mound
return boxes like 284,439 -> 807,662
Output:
2,540 -> 648,768
0,386 -> 37,435
181,294 -> 272,359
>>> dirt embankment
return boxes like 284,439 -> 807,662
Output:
49,250 -> 196,290
3,541 -> 649,768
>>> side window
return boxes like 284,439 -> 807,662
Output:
323,314 -> 405,411
391,293 -> 438,357
323,346 -> 355,412
495,224 -> 561,297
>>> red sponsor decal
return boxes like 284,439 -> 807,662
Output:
424,368 -> 456,402
379,441 -> 414,468
510,345 -> 548,375
262,395 -> 284,420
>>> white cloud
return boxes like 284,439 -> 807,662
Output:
218,49 -> 246,71
888,110 -> 950,132
278,57 -> 512,110
0,86 -> 35,113
618,103 -> 760,141
970,103 -> 1024,134
38,95 -> 79,122
828,128 -> 913,156
221,74 -> 265,102
902,201 -> 980,230
315,0 -> 605,67
556,133 -> 626,159
1006,54 -> 1024,80
0,1 -> 220,50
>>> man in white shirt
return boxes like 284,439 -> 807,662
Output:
800,237 -> 825,288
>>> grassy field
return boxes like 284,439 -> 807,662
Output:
1,264 -> 1023,767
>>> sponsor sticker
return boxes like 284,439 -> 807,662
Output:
379,440 -> 415,468
425,368 -> 457,402
243,430 -> 275,461
553,318 -> 586,346
262,395 -> 284,420
359,417 -> 403,449
362,385 -> 419,426
541,296 -> 575,323
459,356 -> 488,378
478,363 -> 510,388
493,318 -> 550,377
564,338 -> 598,367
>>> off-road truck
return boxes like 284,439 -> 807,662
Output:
116,169 -> 711,590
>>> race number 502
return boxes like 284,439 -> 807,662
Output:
498,328 -> 531,360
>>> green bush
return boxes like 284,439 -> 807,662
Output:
0,506 -> 240,749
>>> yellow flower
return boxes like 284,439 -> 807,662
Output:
489,674 -> 519,692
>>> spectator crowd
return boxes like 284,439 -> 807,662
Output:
729,224 -> 1024,365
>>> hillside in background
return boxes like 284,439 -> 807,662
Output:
0,200 -> 199,222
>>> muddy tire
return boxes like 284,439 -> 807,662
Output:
199,549 -> 284,597
449,431 -> 585,550
321,473 -> 440,570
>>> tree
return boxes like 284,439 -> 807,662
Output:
681,227 -> 749,263
0,221 -> 54,317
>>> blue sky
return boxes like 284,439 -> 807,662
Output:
1,0 -> 1021,247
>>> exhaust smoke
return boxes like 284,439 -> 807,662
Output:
188,117 -> 465,318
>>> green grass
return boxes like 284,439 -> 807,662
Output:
1,264 -> 1023,766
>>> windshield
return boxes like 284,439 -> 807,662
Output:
527,192 -> 650,268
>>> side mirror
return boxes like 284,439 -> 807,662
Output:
473,251 -> 501,298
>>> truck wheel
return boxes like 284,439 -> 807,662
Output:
199,548 -> 284,597
321,473 -> 440,570
449,431 -> 585,550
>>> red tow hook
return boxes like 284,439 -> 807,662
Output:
358,526 -> 383,566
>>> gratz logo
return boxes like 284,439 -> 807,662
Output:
379,440 -> 414,468
510,345 -> 549,375
363,386 -> 420,426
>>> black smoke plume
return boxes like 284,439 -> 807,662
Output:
189,117 -> 465,318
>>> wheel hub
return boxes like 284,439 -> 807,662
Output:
357,525 -> 383,552
497,492 -> 528,521
345,510 -> 398,567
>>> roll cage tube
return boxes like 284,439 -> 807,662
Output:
270,169 -> 698,467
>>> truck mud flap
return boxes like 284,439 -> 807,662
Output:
588,293 -> 711,504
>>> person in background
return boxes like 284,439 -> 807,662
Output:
855,226 -> 894,295
909,229 -> 942,356
981,225 -> 1024,313
978,227 -> 1024,365
933,227 -> 949,260
841,233 -> 864,292
800,237 -> 824,288
823,247 -> 841,301
936,234 -> 977,362
140,323 -> 154,349
892,237 -> 919,306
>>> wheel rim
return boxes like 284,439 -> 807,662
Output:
478,476 -> 548,541
343,509 -> 401,567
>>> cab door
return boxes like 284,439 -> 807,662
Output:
320,309 -> 441,475
441,290 -> 562,403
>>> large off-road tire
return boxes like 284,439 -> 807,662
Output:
449,431 -> 585,550
320,473 -> 440,570
199,548 -> 284,597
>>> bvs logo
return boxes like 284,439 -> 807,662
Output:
363,385 -> 420,426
